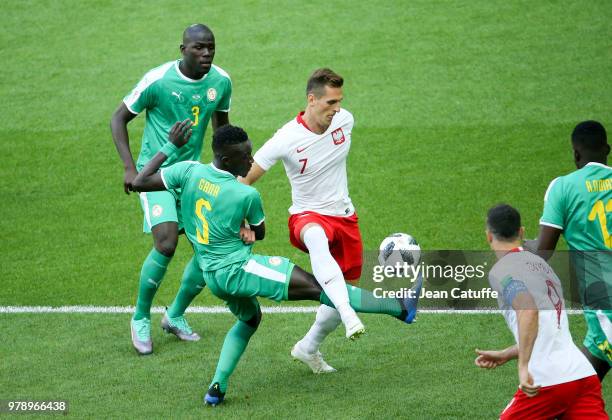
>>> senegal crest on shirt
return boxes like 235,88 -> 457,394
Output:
207,88 -> 217,102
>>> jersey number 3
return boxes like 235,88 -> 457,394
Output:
192,106 -> 200,127
196,198 -> 211,244
588,199 -> 612,248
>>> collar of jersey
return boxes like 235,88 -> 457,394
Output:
499,246 -> 524,261
296,111 -> 341,136
585,162 -> 612,170
210,163 -> 235,178
175,61 -> 209,83
296,111 -> 314,132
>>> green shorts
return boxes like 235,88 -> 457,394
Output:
138,190 -> 183,233
203,254 -> 294,322
583,309 -> 612,366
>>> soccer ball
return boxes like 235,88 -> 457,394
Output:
378,233 -> 421,266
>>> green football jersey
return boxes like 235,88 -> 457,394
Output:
161,161 -> 265,271
541,162 -> 612,251
541,162 -> 612,309
123,61 -> 232,170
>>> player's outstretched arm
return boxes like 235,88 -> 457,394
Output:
240,163 -> 266,185
110,103 -> 138,194
523,225 -> 562,261
133,120 -> 193,192
474,346 -> 518,369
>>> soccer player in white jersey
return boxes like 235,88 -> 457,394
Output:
475,204 -> 607,419
243,68 -> 419,373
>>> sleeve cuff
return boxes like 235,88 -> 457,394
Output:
539,221 -> 563,230
160,169 -> 170,189
160,142 -> 179,157
253,156 -> 271,171
250,217 -> 265,226
123,99 -> 139,115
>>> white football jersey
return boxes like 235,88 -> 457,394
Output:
488,248 -> 595,387
254,108 -> 355,216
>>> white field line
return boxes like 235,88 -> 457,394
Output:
0,306 -> 584,315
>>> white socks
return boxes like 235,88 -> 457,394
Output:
302,225 -> 361,342
299,304 -> 342,354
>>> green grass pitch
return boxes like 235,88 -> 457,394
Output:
0,313 -> 601,418
1,0 -> 611,417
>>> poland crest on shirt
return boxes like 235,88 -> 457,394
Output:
254,108 -> 355,216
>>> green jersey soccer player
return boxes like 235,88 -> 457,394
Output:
526,120 -> 612,381
110,24 -> 232,355
132,120 -> 423,406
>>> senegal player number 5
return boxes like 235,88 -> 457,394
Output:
196,198 -> 211,244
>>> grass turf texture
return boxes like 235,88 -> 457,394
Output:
1,313 -> 609,418
1,0 -> 611,416
1,1 -> 611,305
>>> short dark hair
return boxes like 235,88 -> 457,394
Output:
487,204 -> 521,242
571,120 -> 607,152
183,24 -> 213,44
306,68 -> 343,97
212,125 -> 249,153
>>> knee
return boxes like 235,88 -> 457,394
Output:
245,308 -> 262,330
154,235 -> 178,257
302,224 -> 329,251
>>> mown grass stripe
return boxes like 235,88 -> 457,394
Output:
0,306 -> 583,314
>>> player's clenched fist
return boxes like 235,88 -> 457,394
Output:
239,226 -> 256,244
518,365 -> 540,397
124,167 -> 137,194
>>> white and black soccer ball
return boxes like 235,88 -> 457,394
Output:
378,233 -> 421,266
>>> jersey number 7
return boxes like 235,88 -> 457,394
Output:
299,158 -> 308,174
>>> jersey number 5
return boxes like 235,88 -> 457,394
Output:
196,198 -> 211,244
588,199 -> 612,249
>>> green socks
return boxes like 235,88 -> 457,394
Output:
320,284 -> 403,317
211,320 -> 257,393
134,252 -> 204,320
167,256 -> 205,318
133,249 -> 171,321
